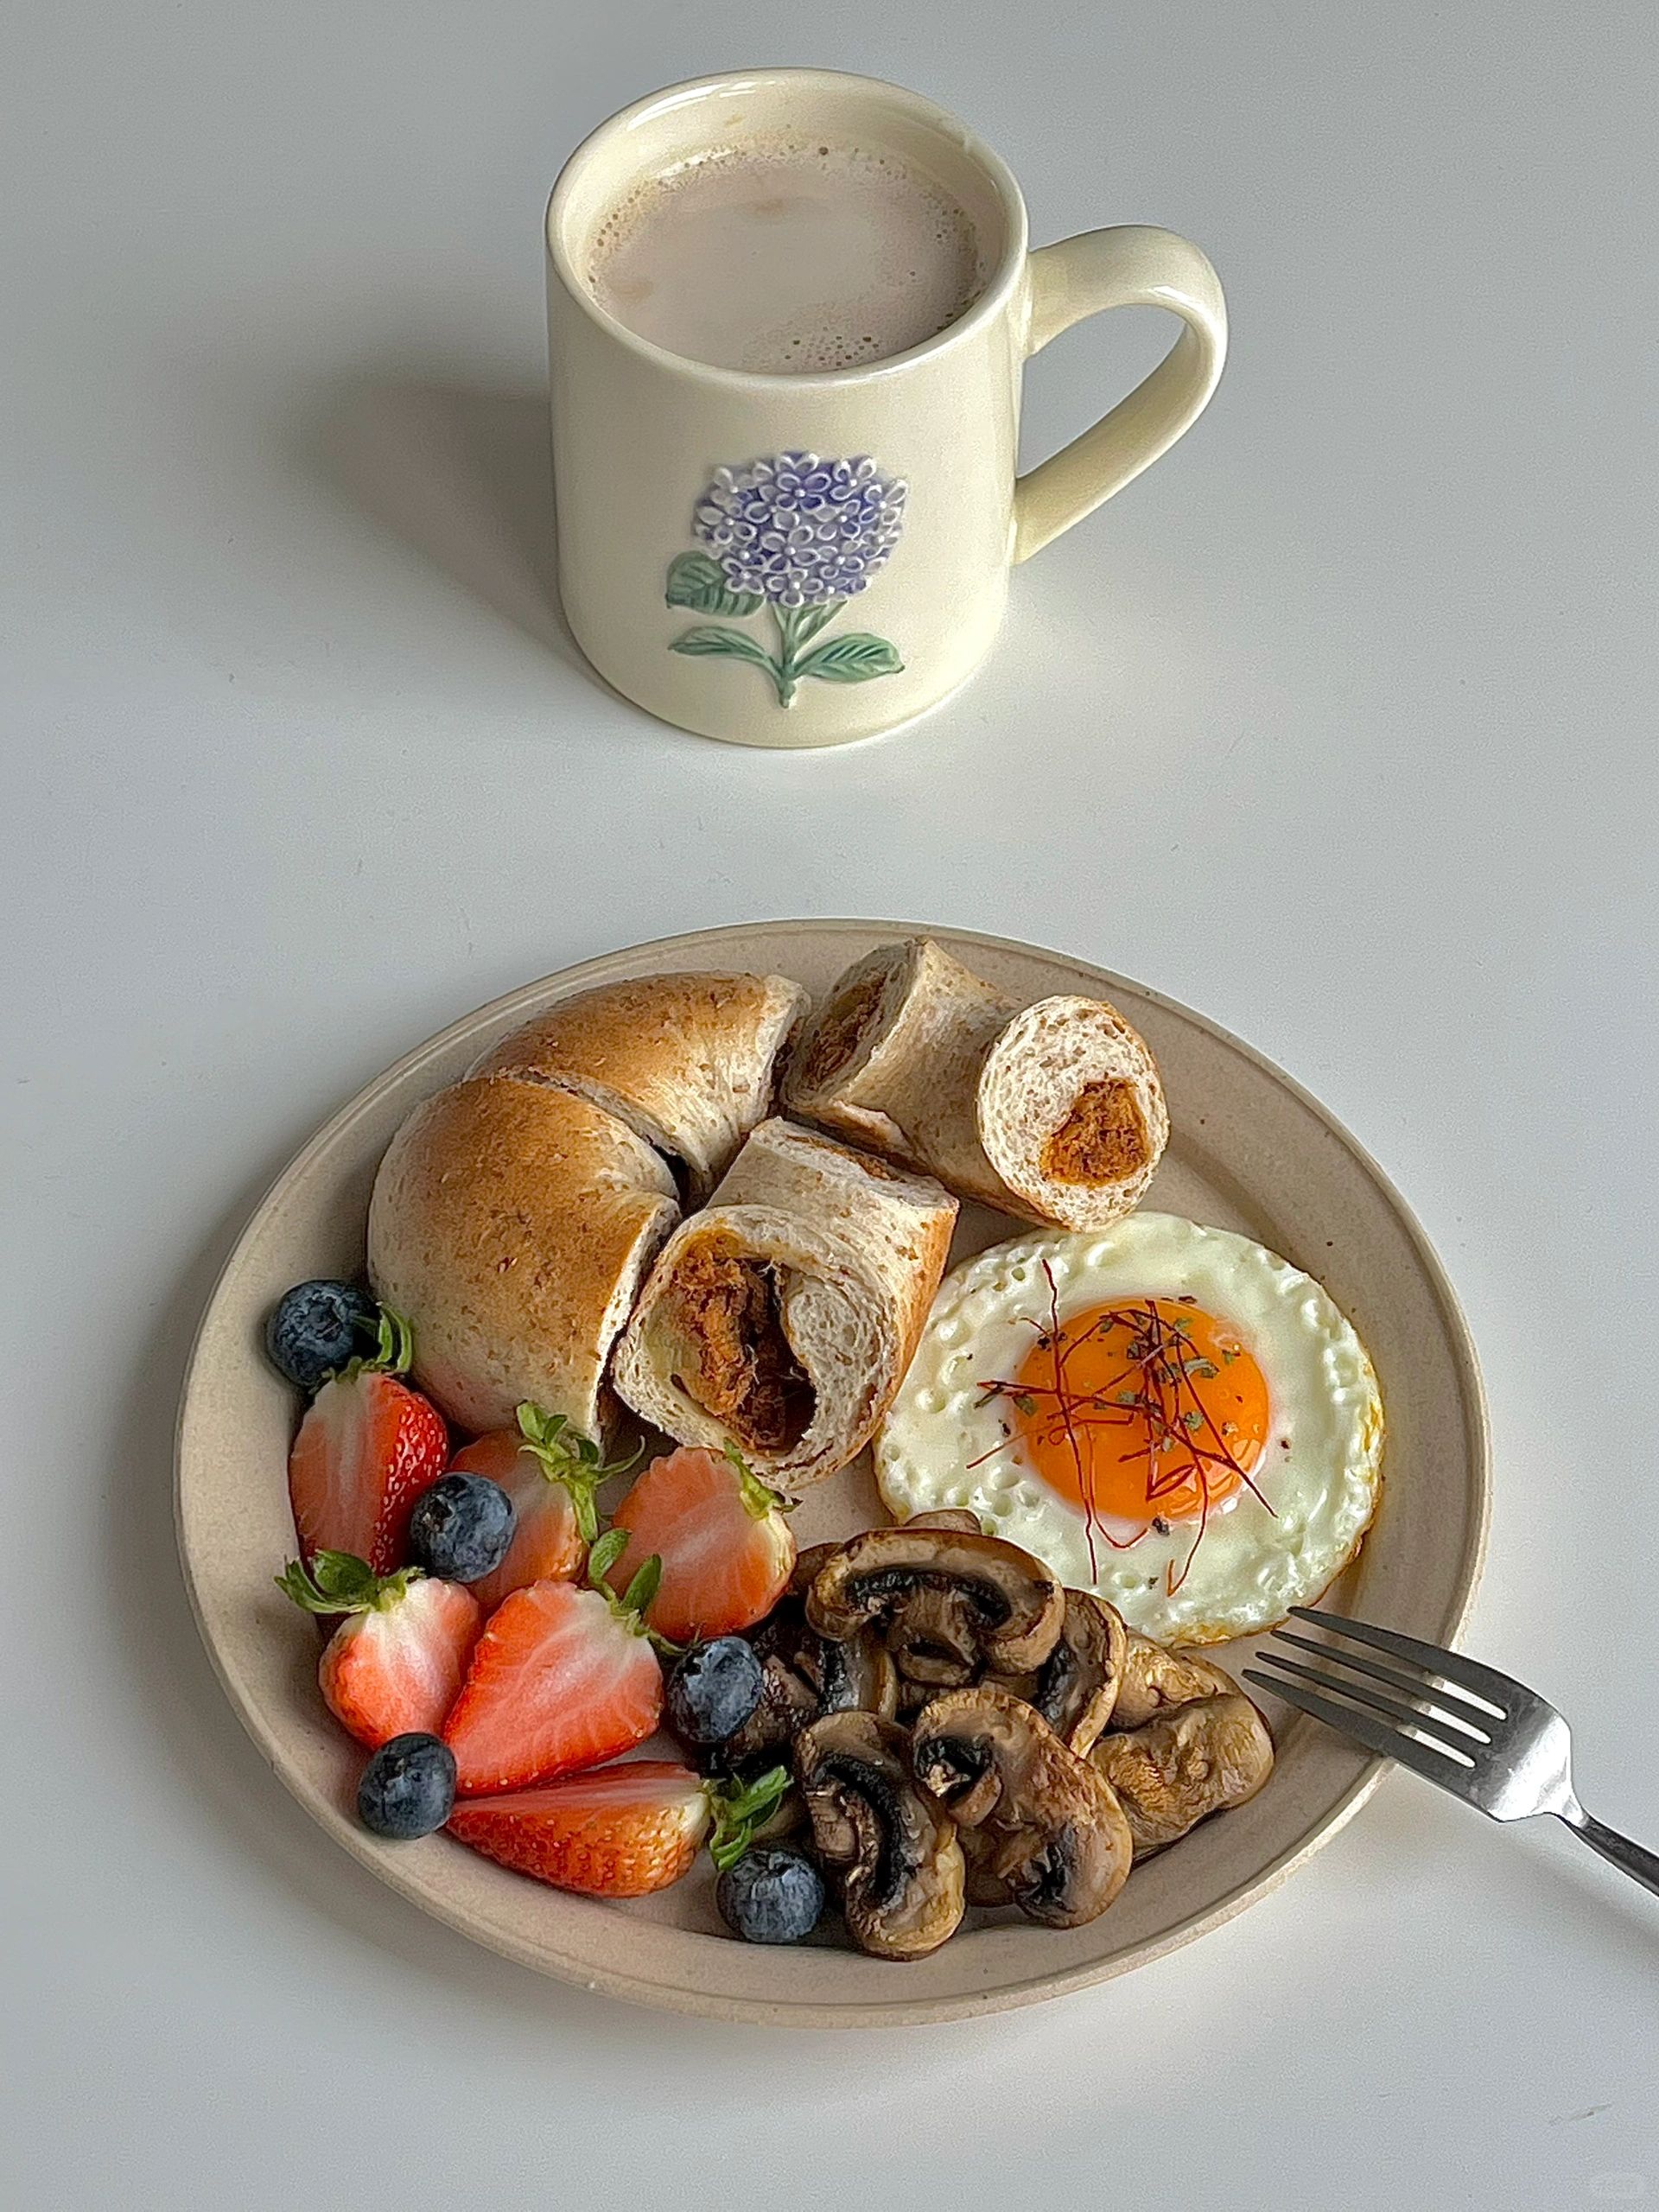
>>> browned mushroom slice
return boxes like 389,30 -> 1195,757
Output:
811,1624 -> 900,1718
806,1528 -> 1065,1677
796,1710 -> 965,1959
903,1509 -> 986,1535
911,1685 -> 1133,1929
788,1540 -> 842,1596
1090,1692 -> 1274,1857
718,1647 -> 822,1770
994,1591 -> 1127,1754
958,1822 -> 1014,1907
721,1596 -> 898,1770
1109,1632 -> 1237,1731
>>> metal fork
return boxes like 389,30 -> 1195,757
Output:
1243,1607 -> 1659,1898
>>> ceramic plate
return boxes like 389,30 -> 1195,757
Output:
176,920 -> 1488,2025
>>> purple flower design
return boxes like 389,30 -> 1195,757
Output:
666,452 -> 906,707
693,452 -> 907,609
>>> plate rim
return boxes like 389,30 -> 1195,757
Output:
175,918 -> 1491,2026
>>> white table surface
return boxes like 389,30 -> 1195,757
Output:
5,4 -> 1656,2207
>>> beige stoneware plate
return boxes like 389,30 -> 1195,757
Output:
176,920 -> 1488,2026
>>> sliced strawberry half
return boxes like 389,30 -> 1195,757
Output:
450,1404 -> 639,1616
448,1759 -> 791,1897
442,1536 -> 667,1796
286,1308 -> 448,1573
277,1551 -> 480,1749
608,1445 -> 797,1643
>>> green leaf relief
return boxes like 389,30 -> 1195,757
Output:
665,551 -> 763,618
792,632 -> 905,683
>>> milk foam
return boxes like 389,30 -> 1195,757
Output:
588,139 -> 988,373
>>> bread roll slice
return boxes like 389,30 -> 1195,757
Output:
612,1118 -> 957,1491
977,995 -> 1169,1229
470,970 -> 807,1200
784,938 -> 1167,1230
366,1077 -> 678,1439
784,938 -> 1019,1205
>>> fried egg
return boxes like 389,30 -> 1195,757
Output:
875,1216 -> 1383,1644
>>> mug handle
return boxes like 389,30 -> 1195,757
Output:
1011,225 -> 1227,563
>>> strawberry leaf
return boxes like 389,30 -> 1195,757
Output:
706,1764 -> 792,1872
721,1440 -> 795,1519
516,1403 -> 643,1540
331,1304 -> 413,1385
276,1550 -> 420,1615
586,1526 -> 628,1594
620,1554 -> 661,1620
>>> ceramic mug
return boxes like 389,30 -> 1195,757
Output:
546,69 -> 1226,749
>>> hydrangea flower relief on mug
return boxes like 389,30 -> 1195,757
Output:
665,452 -> 906,707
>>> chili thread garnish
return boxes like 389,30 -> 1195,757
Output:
972,1294 -> 1275,1587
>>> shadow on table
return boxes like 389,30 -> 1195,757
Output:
306,372 -> 611,684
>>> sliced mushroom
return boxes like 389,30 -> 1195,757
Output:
1109,1631 -> 1237,1730
806,1527 -> 1065,1679
957,1823 -> 1014,1907
789,1540 -> 842,1596
1090,1693 -> 1274,1857
994,1591 -> 1127,1754
813,1624 -> 900,1718
719,1595 -> 897,1768
715,1645 -> 822,1770
903,1509 -> 986,1535
911,1685 -> 1134,1929
795,1710 -> 965,1959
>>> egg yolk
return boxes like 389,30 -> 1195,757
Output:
1009,1298 -> 1269,1528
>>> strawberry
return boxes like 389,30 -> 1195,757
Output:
442,1534 -> 669,1796
286,1307 -> 447,1574
448,1759 -> 791,1898
608,1445 -> 796,1643
450,1404 -> 639,1616
276,1551 -> 480,1749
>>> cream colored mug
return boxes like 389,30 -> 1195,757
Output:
546,70 -> 1226,748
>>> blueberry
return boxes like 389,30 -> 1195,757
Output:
357,1732 -> 456,1838
265,1279 -> 378,1392
666,1637 -> 765,1746
716,1847 -> 825,1944
407,1473 -> 516,1583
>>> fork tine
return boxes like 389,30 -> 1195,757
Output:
1242,1666 -> 1478,1786
1288,1608 -> 1512,1718
1268,1629 -> 1494,1740
1253,1649 -> 1484,1753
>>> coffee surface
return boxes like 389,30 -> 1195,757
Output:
588,140 -> 987,373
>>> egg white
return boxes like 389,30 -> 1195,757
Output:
875,1215 -> 1384,1644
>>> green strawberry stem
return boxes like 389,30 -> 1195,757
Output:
330,1304 -> 414,1385
721,1440 -> 796,1519
707,1764 -> 793,1872
276,1549 -> 421,1615
516,1402 -> 644,1545
585,1532 -> 678,1653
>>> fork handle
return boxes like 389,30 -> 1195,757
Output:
1564,1810 -> 1659,1899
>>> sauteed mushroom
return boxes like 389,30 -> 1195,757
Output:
795,1710 -> 965,1959
902,1509 -> 986,1535
911,1686 -> 1133,1929
806,1527 -> 1065,1681
995,1590 -> 1127,1754
718,1597 -> 897,1770
1109,1631 -> 1236,1731
1091,1693 -> 1274,1857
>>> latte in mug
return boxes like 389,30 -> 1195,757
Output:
587,137 -> 988,374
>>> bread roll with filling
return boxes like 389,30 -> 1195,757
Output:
471,970 -> 807,1200
613,1118 -> 957,1491
785,938 -> 1166,1230
367,1077 -> 678,1439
